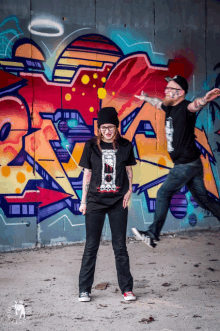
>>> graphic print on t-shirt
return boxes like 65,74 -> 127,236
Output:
165,117 -> 174,152
97,149 -> 119,193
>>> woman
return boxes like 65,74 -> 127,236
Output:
78,106 -> 137,302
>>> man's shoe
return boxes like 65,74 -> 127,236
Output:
131,228 -> 146,241
78,292 -> 90,302
132,228 -> 157,248
123,291 -> 136,301
132,228 -> 159,243
144,236 -> 157,249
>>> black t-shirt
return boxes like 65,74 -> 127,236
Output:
79,136 -> 137,212
162,100 -> 201,165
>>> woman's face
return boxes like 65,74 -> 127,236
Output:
100,123 -> 116,142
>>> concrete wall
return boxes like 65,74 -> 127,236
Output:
0,0 -> 220,251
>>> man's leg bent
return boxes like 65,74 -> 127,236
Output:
148,163 -> 197,239
187,161 -> 220,222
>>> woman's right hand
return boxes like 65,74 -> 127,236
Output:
79,203 -> 87,215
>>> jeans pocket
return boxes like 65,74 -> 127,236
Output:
170,164 -> 189,181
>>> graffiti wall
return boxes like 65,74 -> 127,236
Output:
1,0 -> 220,250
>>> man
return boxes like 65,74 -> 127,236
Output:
132,75 -> 220,248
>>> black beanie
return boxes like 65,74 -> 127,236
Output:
97,107 -> 119,128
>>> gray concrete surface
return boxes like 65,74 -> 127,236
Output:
1,0 -> 220,250
0,228 -> 220,331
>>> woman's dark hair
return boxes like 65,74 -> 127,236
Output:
95,127 -> 120,152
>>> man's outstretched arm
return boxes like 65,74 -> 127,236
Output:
188,88 -> 220,113
135,91 -> 163,110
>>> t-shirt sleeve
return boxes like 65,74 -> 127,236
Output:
186,100 -> 194,116
126,144 -> 137,166
79,141 -> 92,169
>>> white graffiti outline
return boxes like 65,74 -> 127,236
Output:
132,199 -> 152,225
117,34 -> 164,56
0,214 -> 29,226
1,33 -> 23,57
41,27 -> 91,57
28,18 -> 64,37
190,74 -> 195,101
48,214 -> 84,228
65,145 -> 84,172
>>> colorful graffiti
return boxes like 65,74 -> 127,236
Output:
0,15 -> 220,248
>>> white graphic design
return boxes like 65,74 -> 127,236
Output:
15,301 -> 25,319
165,117 -> 174,152
7,300 -> 32,324
98,149 -> 118,192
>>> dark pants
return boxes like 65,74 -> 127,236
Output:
79,202 -> 133,294
149,158 -> 220,239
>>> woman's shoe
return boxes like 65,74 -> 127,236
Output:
78,292 -> 91,302
123,291 -> 136,301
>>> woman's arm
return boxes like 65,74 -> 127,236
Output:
123,166 -> 133,209
79,168 -> 92,215
126,166 -> 133,192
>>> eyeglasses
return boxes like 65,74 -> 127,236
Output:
100,125 -> 116,132
165,87 -> 182,91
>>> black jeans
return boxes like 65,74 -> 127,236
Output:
79,202 -> 133,294
149,158 -> 220,239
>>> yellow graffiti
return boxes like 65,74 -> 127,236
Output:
16,172 -> 26,184
65,93 -> 72,101
81,74 -> 90,85
2,166 -> 11,177
98,88 -> 107,99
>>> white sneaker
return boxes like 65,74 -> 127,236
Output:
132,228 -> 157,248
144,236 -> 157,249
123,291 -> 136,301
131,228 -> 145,241
78,292 -> 90,302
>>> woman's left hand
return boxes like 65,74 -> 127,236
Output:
123,189 -> 132,208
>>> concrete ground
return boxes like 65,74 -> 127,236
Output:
0,228 -> 220,331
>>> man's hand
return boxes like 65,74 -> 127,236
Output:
79,203 -> 86,215
123,189 -> 132,209
134,91 -> 148,101
134,92 -> 163,109
188,88 -> 220,112
204,88 -> 220,102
